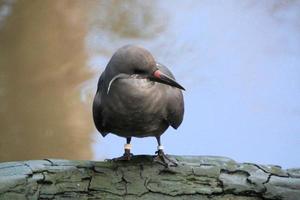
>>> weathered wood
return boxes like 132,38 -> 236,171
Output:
0,155 -> 299,200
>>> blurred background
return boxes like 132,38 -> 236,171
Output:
0,0 -> 299,168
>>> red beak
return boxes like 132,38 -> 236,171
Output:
152,70 -> 185,90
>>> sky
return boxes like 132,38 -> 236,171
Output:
85,0 -> 300,168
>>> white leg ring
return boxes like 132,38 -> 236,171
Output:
157,145 -> 164,151
124,144 -> 132,150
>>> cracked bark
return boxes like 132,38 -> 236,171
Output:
0,155 -> 299,200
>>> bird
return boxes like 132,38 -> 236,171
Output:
92,45 -> 184,166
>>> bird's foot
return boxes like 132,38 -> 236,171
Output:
113,149 -> 133,161
153,150 -> 178,167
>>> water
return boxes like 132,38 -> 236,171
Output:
0,1 -> 94,161
1,0 -> 299,168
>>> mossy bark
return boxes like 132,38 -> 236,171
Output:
0,155 -> 299,200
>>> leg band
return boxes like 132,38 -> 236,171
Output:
157,145 -> 164,150
124,144 -> 132,150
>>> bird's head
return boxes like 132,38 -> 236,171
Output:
106,45 -> 185,94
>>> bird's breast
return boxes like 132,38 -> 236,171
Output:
106,77 -> 164,115
101,77 -> 169,137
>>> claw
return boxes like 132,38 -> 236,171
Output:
113,149 -> 133,161
153,150 -> 178,167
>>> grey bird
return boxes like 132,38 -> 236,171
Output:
93,45 -> 184,165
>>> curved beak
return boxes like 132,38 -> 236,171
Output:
151,70 -> 185,90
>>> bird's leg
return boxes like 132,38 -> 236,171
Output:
153,136 -> 177,167
124,137 -> 133,159
113,137 -> 133,161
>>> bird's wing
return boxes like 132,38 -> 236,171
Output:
157,63 -> 184,129
166,89 -> 184,129
92,72 -> 108,137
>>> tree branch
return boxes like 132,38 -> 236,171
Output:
0,155 -> 299,199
